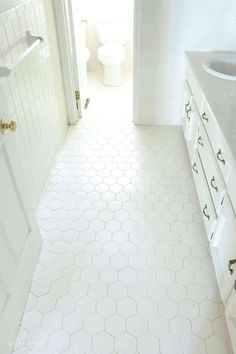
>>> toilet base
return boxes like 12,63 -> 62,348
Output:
103,65 -> 122,87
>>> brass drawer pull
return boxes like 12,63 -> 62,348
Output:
216,149 -> 225,165
203,204 -> 210,220
210,177 -> 218,192
185,101 -> 191,113
228,259 -> 236,275
202,112 -> 209,122
197,136 -> 204,147
192,163 -> 198,174
186,110 -> 191,121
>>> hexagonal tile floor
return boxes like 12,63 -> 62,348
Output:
13,75 -> 232,354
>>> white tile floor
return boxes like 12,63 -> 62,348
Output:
13,71 -> 232,354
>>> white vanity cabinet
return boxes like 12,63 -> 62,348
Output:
183,52 -> 236,353
211,195 -> 236,302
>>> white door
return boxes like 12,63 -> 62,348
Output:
66,0 -> 88,117
0,123 -> 42,354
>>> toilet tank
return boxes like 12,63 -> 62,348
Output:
96,22 -> 130,45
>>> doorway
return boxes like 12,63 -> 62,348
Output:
80,0 -> 133,121
53,0 -> 141,125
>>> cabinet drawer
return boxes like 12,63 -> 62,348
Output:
199,101 -> 236,213
211,195 -> 236,302
182,81 -> 193,138
196,123 -> 226,215
186,99 -> 201,162
192,151 -> 217,239
200,100 -> 233,180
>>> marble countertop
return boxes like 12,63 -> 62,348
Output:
185,51 -> 236,163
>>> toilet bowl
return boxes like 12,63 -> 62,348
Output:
98,43 -> 125,86
96,21 -> 129,87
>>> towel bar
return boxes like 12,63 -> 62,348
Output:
0,31 -> 43,78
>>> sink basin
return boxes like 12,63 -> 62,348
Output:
203,56 -> 236,81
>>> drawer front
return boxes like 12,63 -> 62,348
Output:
182,81 -> 193,138
192,151 -> 217,239
196,123 -> 226,215
211,195 -> 236,302
227,170 -> 236,215
200,100 -> 232,183
186,99 -> 201,162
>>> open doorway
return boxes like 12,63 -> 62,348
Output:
54,0 -> 137,124
80,0 -> 134,120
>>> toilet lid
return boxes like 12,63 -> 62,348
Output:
98,43 -> 125,58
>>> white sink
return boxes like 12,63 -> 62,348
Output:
203,56 -> 236,81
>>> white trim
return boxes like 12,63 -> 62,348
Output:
133,0 -> 143,125
53,0 -> 142,125
53,0 -> 78,125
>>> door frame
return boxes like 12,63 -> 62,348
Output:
53,0 -> 142,125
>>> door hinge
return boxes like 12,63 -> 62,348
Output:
75,90 -> 80,100
75,90 -> 80,109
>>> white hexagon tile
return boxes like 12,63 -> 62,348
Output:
13,107 -> 233,353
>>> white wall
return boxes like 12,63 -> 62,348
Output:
0,0 -> 67,208
139,0 -> 236,125
79,0 -> 133,72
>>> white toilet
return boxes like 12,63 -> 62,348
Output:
96,22 -> 129,86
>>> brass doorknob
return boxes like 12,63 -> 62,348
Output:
0,119 -> 17,134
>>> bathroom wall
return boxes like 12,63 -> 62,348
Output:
80,0 -> 133,72
139,0 -> 236,125
0,0 -> 67,208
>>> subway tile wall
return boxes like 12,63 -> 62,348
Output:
140,0 -> 236,125
0,0 -> 67,208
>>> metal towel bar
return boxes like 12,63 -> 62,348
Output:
0,31 -> 43,78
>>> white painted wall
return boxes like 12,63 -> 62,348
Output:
139,0 -> 236,125
79,0 -> 133,72
0,0 -> 67,208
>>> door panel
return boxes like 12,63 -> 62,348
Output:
0,132 -> 42,353
66,0 -> 87,116
0,147 -> 30,260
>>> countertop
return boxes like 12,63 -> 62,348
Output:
185,51 -> 236,163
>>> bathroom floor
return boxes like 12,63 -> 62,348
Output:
13,73 -> 232,354
85,70 -> 133,120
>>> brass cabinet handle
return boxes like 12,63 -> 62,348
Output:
186,110 -> 191,121
228,259 -> 236,275
185,101 -> 191,113
197,136 -> 204,147
210,177 -> 218,192
234,280 -> 236,290
203,204 -> 210,220
202,112 -> 209,122
192,163 -> 198,174
216,149 -> 225,165
0,119 -> 17,134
